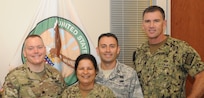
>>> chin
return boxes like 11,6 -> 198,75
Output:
80,81 -> 90,84
33,61 -> 44,65
104,59 -> 114,63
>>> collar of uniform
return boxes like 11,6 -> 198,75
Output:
25,63 -> 48,80
143,36 -> 172,56
97,60 -> 123,79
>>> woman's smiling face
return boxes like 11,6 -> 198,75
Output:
76,59 -> 96,85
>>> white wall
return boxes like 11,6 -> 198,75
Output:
0,0 -> 110,83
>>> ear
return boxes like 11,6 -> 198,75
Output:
96,71 -> 98,75
163,20 -> 167,29
117,46 -> 120,54
96,47 -> 99,55
142,21 -> 145,31
43,46 -> 46,55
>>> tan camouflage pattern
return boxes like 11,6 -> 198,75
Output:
96,60 -> 144,98
61,82 -> 116,98
2,64 -> 65,98
133,36 -> 204,98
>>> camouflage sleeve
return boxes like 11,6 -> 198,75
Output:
47,64 -> 66,91
131,70 -> 144,98
132,47 -> 141,69
61,89 -> 68,98
2,73 -> 19,98
57,71 -> 66,91
104,87 -> 116,98
183,45 -> 204,77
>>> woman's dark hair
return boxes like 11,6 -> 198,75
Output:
75,54 -> 98,72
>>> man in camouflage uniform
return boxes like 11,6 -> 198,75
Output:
133,5 -> 204,98
95,33 -> 143,98
2,35 -> 65,98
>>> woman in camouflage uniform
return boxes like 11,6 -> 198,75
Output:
61,54 -> 115,98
